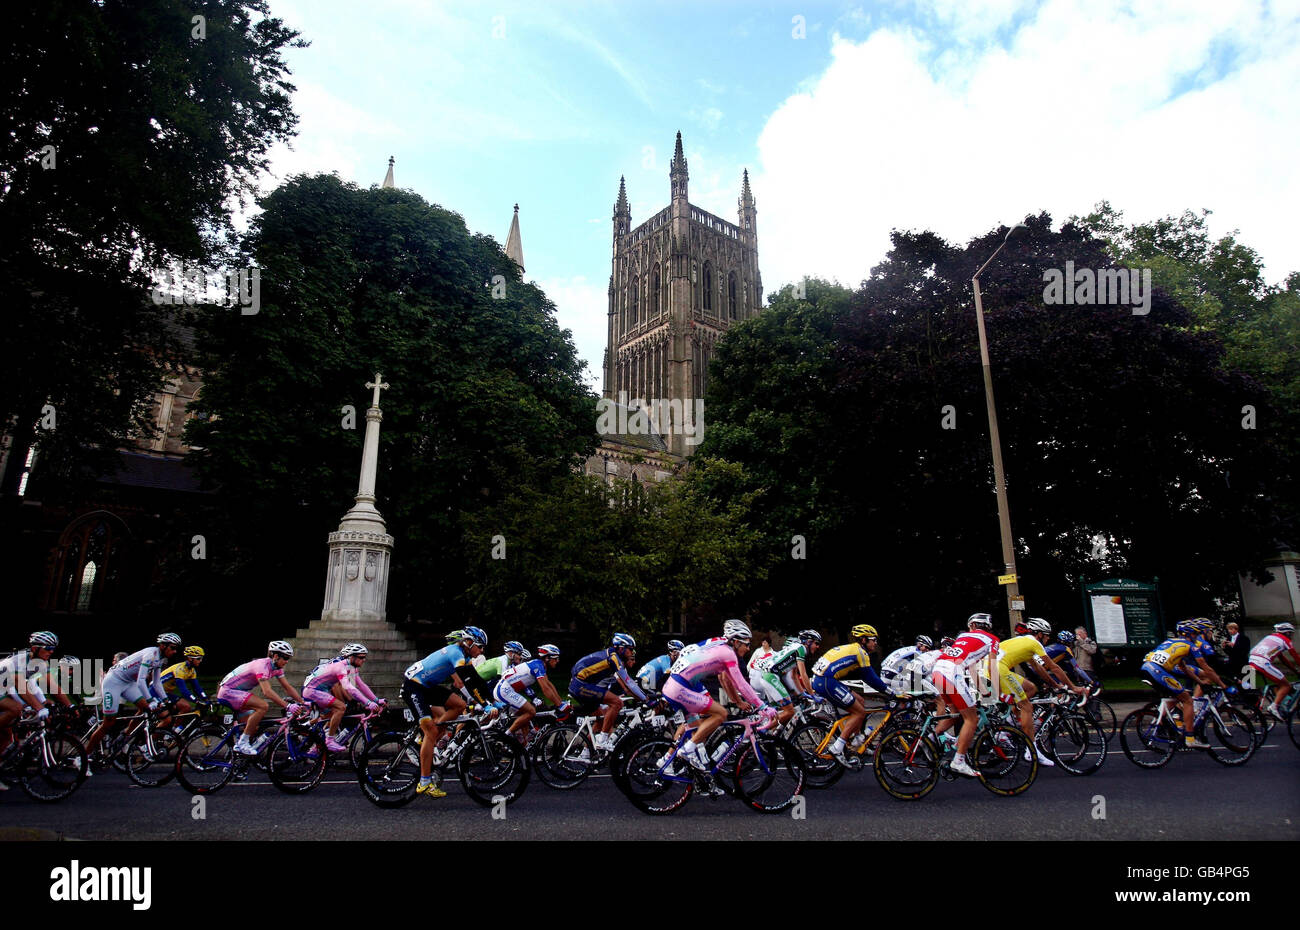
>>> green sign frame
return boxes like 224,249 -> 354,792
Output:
1080,577 -> 1164,650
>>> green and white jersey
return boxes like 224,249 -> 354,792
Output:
757,641 -> 808,676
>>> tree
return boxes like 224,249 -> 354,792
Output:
0,0 -> 303,495
185,173 -> 596,630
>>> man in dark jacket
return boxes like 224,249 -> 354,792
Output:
1222,622 -> 1252,676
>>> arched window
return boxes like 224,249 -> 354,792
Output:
652,264 -> 661,317
631,276 -> 639,325
728,272 -> 737,319
702,262 -> 713,312
47,511 -> 128,614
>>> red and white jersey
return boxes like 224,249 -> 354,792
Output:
1250,633 -> 1298,663
937,631 -> 1000,669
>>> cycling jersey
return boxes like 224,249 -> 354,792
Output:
160,662 -> 207,702
898,650 -> 943,695
106,647 -> 169,698
665,638 -> 762,714
759,641 -> 810,677
570,647 -> 648,703
880,647 -> 920,683
1141,637 -> 1196,673
1043,643 -> 1094,687
931,631 -> 1000,711
746,642 -> 775,673
939,631 -> 1000,668
0,651 -> 46,702
636,654 -> 674,692
810,644 -> 887,691
1248,633 -> 1298,684
404,644 -> 470,688
475,654 -> 512,683
303,658 -> 378,705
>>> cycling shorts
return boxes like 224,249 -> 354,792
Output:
811,674 -> 856,710
1140,662 -> 1187,697
304,687 -> 340,710
1247,658 -> 1286,685
1000,669 -> 1029,703
400,679 -> 455,721
103,678 -> 148,715
568,677 -> 613,709
750,669 -> 791,706
663,674 -> 713,715
932,660 -> 976,711
493,680 -> 530,711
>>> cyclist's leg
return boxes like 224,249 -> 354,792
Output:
0,695 -> 22,753
241,693 -> 268,738
599,689 -> 623,736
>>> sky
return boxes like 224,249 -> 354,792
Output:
260,0 -> 1300,390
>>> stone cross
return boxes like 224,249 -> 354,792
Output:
365,373 -> 389,409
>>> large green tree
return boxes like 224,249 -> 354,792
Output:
0,0 -> 303,495
186,173 -> 596,633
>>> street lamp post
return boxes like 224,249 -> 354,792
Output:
972,223 -> 1026,629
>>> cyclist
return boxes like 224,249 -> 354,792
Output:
1183,619 -> 1229,699
1138,621 -> 1212,749
931,613 -> 1001,777
476,640 -> 529,687
809,624 -> 890,764
637,640 -> 684,694
999,618 -> 1087,766
569,633 -> 651,754
662,619 -> 773,770
881,635 -> 934,696
1248,621 -> 1300,721
402,626 -> 488,798
1042,631 -> 1099,694
750,629 -> 822,726
900,636 -> 953,698
303,643 -> 384,752
85,633 -> 182,759
0,632 -> 61,763
495,644 -> 569,740
161,645 -> 209,716
217,641 -> 308,756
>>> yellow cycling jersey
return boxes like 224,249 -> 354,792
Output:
997,635 -> 1047,672
1142,638 -> 1195,672
811,643 -> 871,680
161,661 -> 197,690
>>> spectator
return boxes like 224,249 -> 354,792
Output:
1073,626 -> 1099,680
1222,622 -> 1251,676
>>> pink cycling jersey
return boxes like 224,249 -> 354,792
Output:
671,639 -> 763,708
219,657 -> 284,692
303,659 -> 378,704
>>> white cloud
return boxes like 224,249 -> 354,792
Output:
754,0 -> 1300,293
533,275 -> 609,391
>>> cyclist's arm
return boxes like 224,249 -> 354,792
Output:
851,664 -> 888,694
1035,654 -> 1079,691
1194,656 -> 1226,688
613,666 -> 649,703
257,677 -> 290,708
792,658 -> 813,694
536,675 -> 562,707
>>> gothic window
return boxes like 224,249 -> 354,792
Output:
652,264 -> 661,316
631,276 -> 639,325
728,272 -> 737,319
702,262 -> 713,312
47,511 -> 127,614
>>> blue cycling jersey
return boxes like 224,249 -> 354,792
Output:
405,644 -> 469,687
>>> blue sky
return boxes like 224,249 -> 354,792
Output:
264,0 -> 1300,389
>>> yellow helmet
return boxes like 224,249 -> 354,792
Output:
850,624 -> 879,640
184,645 -> 205,659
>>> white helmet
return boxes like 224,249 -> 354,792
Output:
967,613 -> 993,629
1275,622 -> 1295,636
1026,618 -> 1052,635
339,643 -> 368,658
268,640 -> 294,658
722,619 -> 752,643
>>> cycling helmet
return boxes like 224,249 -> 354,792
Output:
799,629 -> 823,645
504,640 -> 525,656
268,640 -> 294,658
463,626 -> 488,647
58,655 -> 80,668
1275,622 -> 1296,636
184,645 -> 205,659
339,643 -> 368,658
518,647 -> 532,660
537,644 -> 561,658
722,619 -> 752,643
1026,618 -> 1052,635
667,639 -> 685,652
850,624 -> 878,639
940,636 -> 956,648
1056,630 -> 1076,645
158,633 -> 183,647
967,613 -> 993,629
1174,620 -> 1197,636
612,633 -> 636,650
446,629 -> 467,644
915,635 -> 934,649
29,631 -> 58,649
1013,622 -> 1029,635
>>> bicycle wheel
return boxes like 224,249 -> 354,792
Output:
347,724 -> 371,772
175,725 -> 239,794
458,731 -> 528,807
1084,698 -> 1118,744
1201,706 -> 1256,766
356,730 -> 421,808
1118,706 -> 1176,769
872,727 -> 939,801
972,725 -> 1037,796
268,727 -> 329,793
125,726 -> 181,787
1043,714 -> 1106,776
18,731 -> 88,802
733,737 -> 805,813
617,737 -> 692,814
532,724 -> 594,790
1289,700 -> 1300,751
790,721 -> 842,788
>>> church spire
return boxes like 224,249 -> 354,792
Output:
613,175 -> 630,237
505,203 -> 524,274
669,130 -> 688,201
381,155 -> 395,189
738,168 -> 756,231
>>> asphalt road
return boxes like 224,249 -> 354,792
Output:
2,730 -> 1295,841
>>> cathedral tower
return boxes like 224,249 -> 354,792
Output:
602,131 -> 762,457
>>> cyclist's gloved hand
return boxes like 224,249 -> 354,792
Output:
1225,685 -> 1238,696
36,707 -> 50,720
147,699 -> 160,712
366,701 -> 379,713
